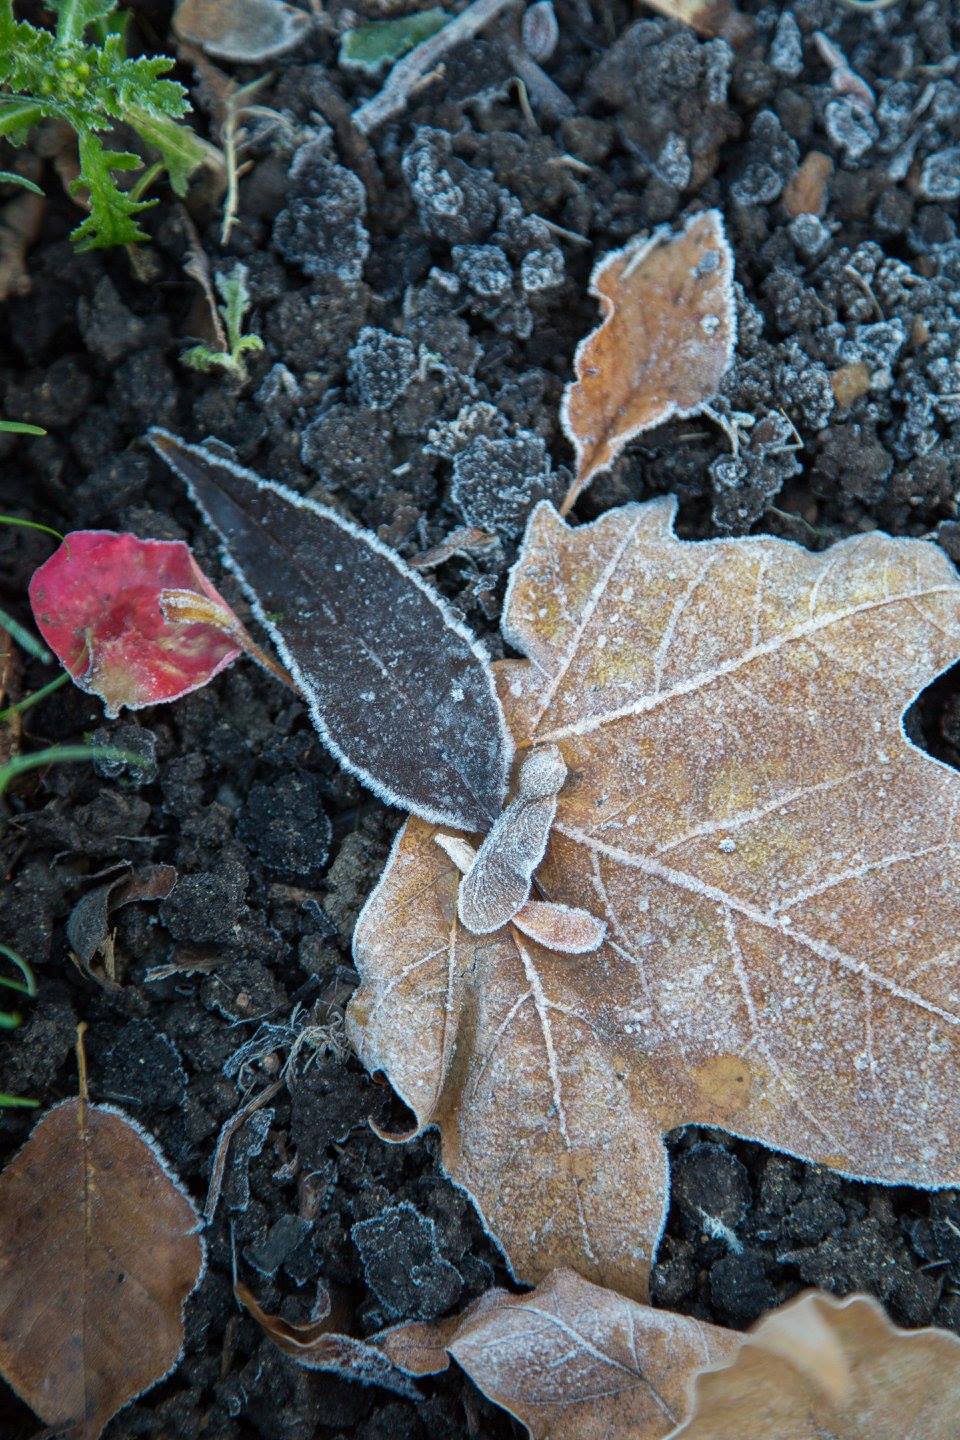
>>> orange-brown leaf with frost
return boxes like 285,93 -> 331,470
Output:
0,1098 -> 204,1439
382,1267 -> 736,1440
348,495 -> 960,1302
676,1290 -> 960,1439
559,211 -> 735,514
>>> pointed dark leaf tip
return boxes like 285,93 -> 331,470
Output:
147,430 -> 512,830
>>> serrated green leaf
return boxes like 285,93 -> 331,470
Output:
128,108 -> 206,194
1,20 -> 56,91
70,130 -> 154,249
339,8 -> 447,74
0,100 -> 44,143
47,0 -> 116,45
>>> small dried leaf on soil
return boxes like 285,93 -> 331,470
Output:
349,496 -> 960,1301
382,1267 -> 737,1438
0,180 -> 45,302
560,211 -> 736,513
174,0 -> 312,62
66,863 -> 178,969
782,151 -> 834,217
409,525 -> 498,571
148,430 -> 513,832
28,530 -> 243,717
676,1290 -> 960,1438
235,1279 -> 420,1398
0,1097 -> 204,1439
638,0 -> 752,42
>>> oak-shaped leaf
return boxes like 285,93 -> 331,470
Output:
676,1290 -> 960,1438
147,430 -> 512,832
348,495 -> 960,1301
560,211 -> 735,513
0,1098 -> 204,1439
28,529 -> 243,717
381,1267 -> 736,1439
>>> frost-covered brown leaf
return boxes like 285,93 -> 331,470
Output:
381,1267 -> 736,1440
0,1093 -> 204,1438
349,496 -> 960,1301
559,211 -> 736,514
675,1290 -> 960,1439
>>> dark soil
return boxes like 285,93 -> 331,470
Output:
2,0 -> 960,1435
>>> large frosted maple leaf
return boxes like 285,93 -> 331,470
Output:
348,497 -> 960,1300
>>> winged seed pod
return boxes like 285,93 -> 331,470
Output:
457,743 -> 567,932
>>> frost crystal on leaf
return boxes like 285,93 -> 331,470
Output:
349,496 -> 960,1301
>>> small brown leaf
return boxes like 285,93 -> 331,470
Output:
350,496 -> 960,1301
676,1290 -> 960,1438
511,900 -> 606,953
783,151 -> 834,218
381,1268 -> 737,1439
174,0 -> 312,62
409,525 -> 499,571
831,361 -> 872,409
560,211 -> 736,513
66,863 -> 177,969
0,1097 -> 204,1439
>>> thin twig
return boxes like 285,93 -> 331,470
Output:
352,0 -> 521,135
203,1078 -> 284,1226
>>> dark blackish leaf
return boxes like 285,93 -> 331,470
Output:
146,430 -> 512,831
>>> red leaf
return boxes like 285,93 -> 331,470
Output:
29,530 -> 242,717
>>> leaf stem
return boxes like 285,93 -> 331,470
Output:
0,671 -> 69,724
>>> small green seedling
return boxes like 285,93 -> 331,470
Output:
181,264 -> 264,384
0,0 -> 210,250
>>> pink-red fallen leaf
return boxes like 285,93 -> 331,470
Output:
29,530 -> 242,717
